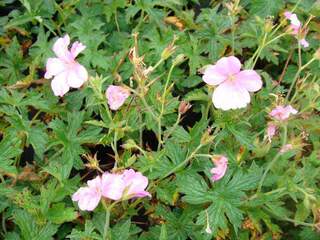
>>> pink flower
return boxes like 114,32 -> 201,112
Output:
45,34 -> 88,97
280,144 -> 293,154
284,11 -> 301,34
266,123 -> 277,142
299,39 -> 309,48
269,105 -> 298,121
210,155 -> 228,182
72,169 -> 150,211
101,172 -> 126,200
284,11 -> 309,48
72,176 -> 102,211
202,56 -> 262,110
106,85 -> 130,110
122,169 -> 151,198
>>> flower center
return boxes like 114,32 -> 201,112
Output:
228,74 -> 236,81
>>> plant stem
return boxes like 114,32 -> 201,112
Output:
250,33 -> 267,69
163,112 -> 181,142
114,10 -> 120,32
281,217 -> 315,227
158,64 -> 175,150
285,57 -> 316,102
230,15 -> 235,55
161,144 -> 203,179
250,32 -> 288,69
112,130 -> 119,169
103,205 -> 111,240
257,125 -> 287,193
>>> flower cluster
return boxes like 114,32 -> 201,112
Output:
45,36 -> 130,111
284,11 -> 309,48
45,33 -> 299,216
266,105 -> 298,142
72,169 -> 150,211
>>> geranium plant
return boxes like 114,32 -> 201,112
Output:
0,0 -> 320,239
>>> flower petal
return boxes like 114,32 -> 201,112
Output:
215,56 -> 241,75
122,169 -> 150,198
210,156 -> 228,182
66,63 -> 88,88
78,188 -> 101,211
51,72 -> 70,97
106,85 -> 130,110
72,187 -> 101,211
202,65 -> 227,86
212,81 -> 250,110
235,70 -> 262,92
299,39 -> 309,48
53,34 -> 72,61
101,173 -> 126,200
44,58 -> 67,79
87,176 -> 102,189
70,41 -> 86,58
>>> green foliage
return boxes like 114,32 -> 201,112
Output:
0,0 -> 319,239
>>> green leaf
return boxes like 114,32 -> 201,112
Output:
67,221 -> 101,240
46,203 -> 77,224
176,172 -> 209,204
13,210 -> 58,240
28,124 -> 48,159
170,126 -> 191,143
111,219 -> 131,240
0,134 -> 21,176
0,37 -> 27,84
249,0 -> 284,18
159,224 -> 168,240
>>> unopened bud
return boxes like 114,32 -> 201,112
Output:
265,18 -> 274,33
161,36 -> 178,60
200,128 -> 215,145
122,139 -> 138,150
178,101 -> 192,114
161,45 -> 177,60
172,54 -> 187,66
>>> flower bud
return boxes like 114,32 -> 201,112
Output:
200,128 -> 215,145
264,18 -> 274,33
122,139 -> 138,150
161,44 -> 177,60
161,36 -> 178,60
172,54 -> 187,66
178,101 -> 192,114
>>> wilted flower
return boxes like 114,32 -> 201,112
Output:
202,56 -> 262,111
106,85 -> 130,110
266,123 -> 277,142
72,169 -> 150,211
45,34 -> 88,97
269,105 -> 298,121
72,176 -> 102,211
210,155 -> 228,182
